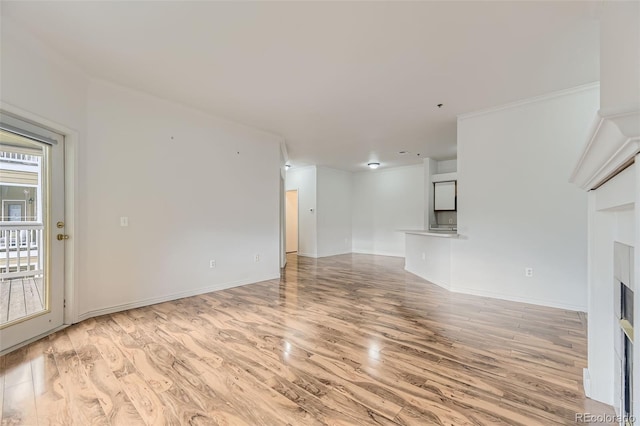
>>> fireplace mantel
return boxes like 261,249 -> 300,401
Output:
570,106 -> 640,190
573,102 -> 639,414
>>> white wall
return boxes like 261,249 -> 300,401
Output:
453,86 -> 599,310
405,234 -> 452,288
285,190 -> 298,252
352,165 -> 424,257
285,166 -> 317,257
317,167 -> 352,257
0,19 -> 87,135
436,159 -> 457,174
279,149 -> 286,268
82,80 -> 281,316
2,18 -> 283,321
600,1 -> 640,111
423,158 -> 437,228
1,18 -> 89,323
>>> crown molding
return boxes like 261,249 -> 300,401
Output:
280,141 -> 289,164
457,82 -> 600,121
570,106 -> 640,190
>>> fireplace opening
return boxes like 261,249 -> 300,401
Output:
621,281 -> 634,423
625,337 -> 633,423
622,283 -> 634,326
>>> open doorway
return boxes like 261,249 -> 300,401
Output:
285,190 -> 298,253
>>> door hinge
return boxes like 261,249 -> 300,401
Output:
64,299 -> 66,308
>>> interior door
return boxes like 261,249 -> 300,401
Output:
0,113 -> 65,353
286,190 -> 298,253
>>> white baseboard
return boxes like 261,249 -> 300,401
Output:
352,249 -> 405,258
316,250 -> 352,258
296,250 -> 404,258
583,368 -> 592,398
449,285 -> 587,312
404,265 -> 586,311
404,268 -> 451,291
76,274 -> 279,323
296,252 -> 317,258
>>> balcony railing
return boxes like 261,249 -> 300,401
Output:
0,222 -> 43,279
0,151 -> 40,165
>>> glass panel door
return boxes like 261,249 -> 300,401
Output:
0,116 -> 65,352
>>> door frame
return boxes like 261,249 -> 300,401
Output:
1,102 -> 78,348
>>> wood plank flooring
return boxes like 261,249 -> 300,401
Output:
0,253 -> 615,425
0,277 -> 44,325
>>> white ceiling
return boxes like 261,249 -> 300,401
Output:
2,1 -> 599,171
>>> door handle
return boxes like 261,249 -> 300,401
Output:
57,234 -> 69,241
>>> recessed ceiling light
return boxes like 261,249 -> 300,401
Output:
398,151 -> 409,155
367,162 -> 380,169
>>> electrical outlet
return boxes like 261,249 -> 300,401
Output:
120,216 -> 129,227
448,218 -> 453,224
255,254 -> 260,262
209,260 -> 216,269
525,267 -> 533,278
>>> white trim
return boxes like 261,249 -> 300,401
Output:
583,368 -> 592,398
0,323 -> 69,356
0,121 -> 58,146
64,127 -> 78,325
353,163 -> 423,176
405,268 -> 451,291
296,252 -> 318,258
351,249 -> 405,258
457,82 -> 600,121
0,182 -> 38,188
287,164 -> 316,172
0,101 -> 79,325
76,273 -> 279,323
403,231 -> 458,238
449,285 -> 587,312
316,250 -> 352,258
1,269 -> 43,280
431,172 -> 457,183
280,141 -> 289,165
90,77 -> 285,143
570,106 -> 640,190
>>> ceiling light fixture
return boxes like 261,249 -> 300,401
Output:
285,164 -> 291,170
368,162 -> 380,169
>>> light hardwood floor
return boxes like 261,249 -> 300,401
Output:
1,253 -> 614,425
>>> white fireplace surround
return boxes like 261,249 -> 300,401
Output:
570,105 -> 639,415
571,106 -> 640,191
